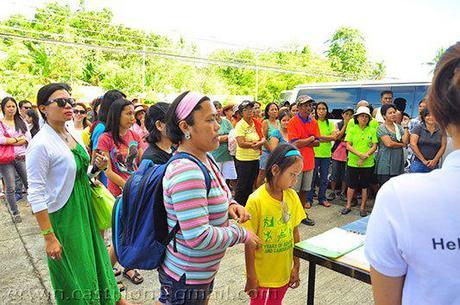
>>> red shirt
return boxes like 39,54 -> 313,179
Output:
287,114 -> 320,171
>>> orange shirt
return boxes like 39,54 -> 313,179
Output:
287,114 -> 320,171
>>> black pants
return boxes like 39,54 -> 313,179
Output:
234,159 -> 259,206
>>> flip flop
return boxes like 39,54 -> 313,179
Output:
117,281 -> 126,292
123,269 -> 144,285
113,267 -> 122,277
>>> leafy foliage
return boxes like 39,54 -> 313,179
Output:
0,3 -> 385,104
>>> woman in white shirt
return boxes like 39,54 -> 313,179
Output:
27,83 -> 135,305
365,42 -> 460,305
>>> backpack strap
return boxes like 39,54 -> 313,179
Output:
165,152 -> 215,251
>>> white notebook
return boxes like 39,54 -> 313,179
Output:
296,227 -> 365,258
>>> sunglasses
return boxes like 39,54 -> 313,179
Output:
73,109 -> 86,115
44,98 -> 75,108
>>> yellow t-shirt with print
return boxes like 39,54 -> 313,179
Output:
235,119 -> 261,161
243,184 -> 306,288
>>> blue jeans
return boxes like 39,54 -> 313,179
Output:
0,159 -> 28,215
307,157 -> 331,204
410,160 -> 433,173
157,267 -> 214,305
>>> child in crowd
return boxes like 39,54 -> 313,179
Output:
244,143 -> 306,305
329,107 -> 354,200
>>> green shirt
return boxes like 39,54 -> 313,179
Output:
314,119 -> 336,158
346,118 -> 379,134
211,118 -> 233,162
345,125 -> 378,168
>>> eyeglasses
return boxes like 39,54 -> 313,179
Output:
281,201 -> 290,223
73,109 -> 86,115
44,98 -> 75,108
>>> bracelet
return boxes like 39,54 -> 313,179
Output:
14,137 -> 18,143
41,228 -> 54,236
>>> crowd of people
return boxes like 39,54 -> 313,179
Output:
0,41 -> 458,305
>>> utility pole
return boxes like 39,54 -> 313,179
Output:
142,46 -> 146,94
255,51 -> 259,101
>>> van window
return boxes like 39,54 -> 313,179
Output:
297,88 -> 358,112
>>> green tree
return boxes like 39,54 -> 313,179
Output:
326,27 -> 385,80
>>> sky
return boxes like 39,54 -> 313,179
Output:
1,0 -> 459,81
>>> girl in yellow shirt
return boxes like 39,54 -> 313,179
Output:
244,143 -> 307,305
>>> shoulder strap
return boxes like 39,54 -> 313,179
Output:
163,152 -> 214,250
170,152 -> 212,195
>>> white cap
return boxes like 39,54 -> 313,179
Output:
354,106 -> 371,117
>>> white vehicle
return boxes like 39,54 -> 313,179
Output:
287,80 -> 430,118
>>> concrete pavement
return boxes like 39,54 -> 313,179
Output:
0,197 -> 374,305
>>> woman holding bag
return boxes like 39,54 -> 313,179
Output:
0,97 -> 30,223
27,83 -> 136,305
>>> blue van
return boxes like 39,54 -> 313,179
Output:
286,81 -> 430,119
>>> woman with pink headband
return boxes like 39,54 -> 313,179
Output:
158,91 -> 261,305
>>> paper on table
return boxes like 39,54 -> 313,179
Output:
335,245 -> 370,272
296,227 -> 365,258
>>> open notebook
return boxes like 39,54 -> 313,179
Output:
295,227 -> 365,259
295,217 -> 370,259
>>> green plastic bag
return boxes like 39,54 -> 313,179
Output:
90,184 -> 115,230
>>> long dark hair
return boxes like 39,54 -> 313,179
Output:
315,101 -> 330,126
98,89 -> 126,123
105,98 -> 133,146
26,109 -> 40,137
1,97 -> 28,134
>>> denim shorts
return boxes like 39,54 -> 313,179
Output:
259,151 -> 270,170
157,267 -> 214,305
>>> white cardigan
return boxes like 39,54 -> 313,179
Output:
26,123 -> 86,213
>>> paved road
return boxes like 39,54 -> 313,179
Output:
0,197 -> 373,305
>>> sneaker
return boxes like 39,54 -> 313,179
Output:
302,217 -> 315,226
340,207 -> 352,215
304,202 -> 312,209
12,214 -> 22,223
319,200 -> 331,207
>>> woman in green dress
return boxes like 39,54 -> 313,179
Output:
26,83 -> 136,305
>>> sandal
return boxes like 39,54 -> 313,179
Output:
123,269 -> 144,285
360,210 -> 368,217
341,207 -> 352,215
113,267 -> 122,277
117,281 -> 126,292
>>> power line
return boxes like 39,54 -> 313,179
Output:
2,2 -> 348,76
7,1 -> 270,51
0,32 -> 347,79
0,24 -> 347,78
